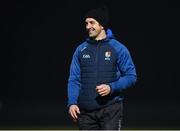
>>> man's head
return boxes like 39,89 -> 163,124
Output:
84,6 -> 109,39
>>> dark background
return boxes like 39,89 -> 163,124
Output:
1,0 -> 180,129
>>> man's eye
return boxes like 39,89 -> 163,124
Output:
90,21 -> 95,24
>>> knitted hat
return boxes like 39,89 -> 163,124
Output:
84,6 -> 109,29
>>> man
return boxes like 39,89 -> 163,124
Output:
67,6 -> 137,130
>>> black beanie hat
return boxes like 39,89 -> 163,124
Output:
84,6 -> 109,29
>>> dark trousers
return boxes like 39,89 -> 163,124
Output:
78,102 -> 123,130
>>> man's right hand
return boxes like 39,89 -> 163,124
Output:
69,105 -> 80,122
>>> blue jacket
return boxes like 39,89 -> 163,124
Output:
68,29 -> 137,111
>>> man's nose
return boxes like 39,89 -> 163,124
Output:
86,23 -> 91,29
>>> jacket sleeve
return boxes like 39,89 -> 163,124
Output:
67,47 -> 81,107
109,45 -> 137,94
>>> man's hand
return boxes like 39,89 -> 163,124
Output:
69,105 -> 80,122
96,84 -> 111,96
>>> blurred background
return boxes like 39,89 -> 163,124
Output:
1,0 -> 180,129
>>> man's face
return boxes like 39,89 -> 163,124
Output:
85,18 -> 104,38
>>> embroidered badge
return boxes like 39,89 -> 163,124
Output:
105,51 -> 111,60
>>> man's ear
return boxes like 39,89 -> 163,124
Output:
100,25 -> 104,30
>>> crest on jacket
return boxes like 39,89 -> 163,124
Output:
105,51 -> 111,60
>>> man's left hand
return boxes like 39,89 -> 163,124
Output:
96,84 -> 111,96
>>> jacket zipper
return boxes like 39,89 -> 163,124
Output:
95,43 -> 100,85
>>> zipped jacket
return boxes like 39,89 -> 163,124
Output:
68,29 -> 137,111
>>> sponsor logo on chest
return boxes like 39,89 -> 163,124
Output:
83,54 -> 90,59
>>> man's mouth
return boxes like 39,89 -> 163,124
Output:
88,28 -> 95,33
